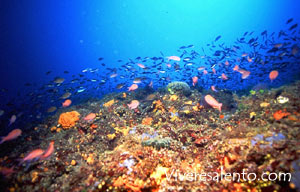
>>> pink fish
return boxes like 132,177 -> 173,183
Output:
233,65 -> 250,79
0,166 -> 15,177
203,70 -> 208,75
0,129 -> 22,144
269,70 -> 279,82
211,86 -> 218,92
166,63 -> 171,68
212,68 -> 216,74
128,84 -> 138,91
84,113 -> 96,121
221,73 -> 228,80
128,100 -> 140,109
19,149 -> 44,164
192,76 -> 198,86
167,56 -> 180,61
137,63 -> 145,69
62,99 -> 72,107
204,95 -> 222,112
247,56 -> 253,63
41,141 -> 54,160
148,81 -> 153,88
233,65 -> 239,71
239,69 -> 251,79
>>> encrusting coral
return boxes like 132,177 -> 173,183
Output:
58,111 -> 80,129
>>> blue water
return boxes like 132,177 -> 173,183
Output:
0,0 -> 300,132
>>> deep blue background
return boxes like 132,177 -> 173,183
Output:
1,0 -> 300,94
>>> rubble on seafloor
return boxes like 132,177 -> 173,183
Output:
0,81 -> 300,192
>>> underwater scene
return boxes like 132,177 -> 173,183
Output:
1,1 -> 300,191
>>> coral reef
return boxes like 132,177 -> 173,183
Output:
166,81 -> 191,96
1,81 -> 300,192
58,111 -> 80,129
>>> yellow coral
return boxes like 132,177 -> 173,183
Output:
169,94 -> 178,101
260,102 -> 270,107
184,100 -> 193,105
115,127 -> 130,136
31,171 -> 39,183
152,100 -> 165,113
107,133 -> 116,140
150,165 -> 169,185
103,99 -> 115,107
58,111 -> 80,129
250,112 -> 256,119
71,160 -> 76,166
86,154 -> 94,165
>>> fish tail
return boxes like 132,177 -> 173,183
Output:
0,137 -> 5,144
18,159 -> 24,166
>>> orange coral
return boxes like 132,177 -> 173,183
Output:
90,124 -> 97,129
113,176 -> 125,187
152,100 -> 165,112
58,111 -> 80,129
113,176 -> 144,192
273,109 -> 290,121
142,117 -> 153,125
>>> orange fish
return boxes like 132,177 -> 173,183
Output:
192,76 -> 198,86
128,84 -> 138,91
84,113 -> 96,121
225,60 -> 229,66
62,99 -> 72,107
0,129 -> 22,144
20,149 -> 44,164
221,73 -> 228,80
203,70 -> 208,75
269,70 -> 279,82
41,141 -> 54,160
204,95 -> 222,112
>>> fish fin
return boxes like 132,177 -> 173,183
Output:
218,104 -> 223,112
